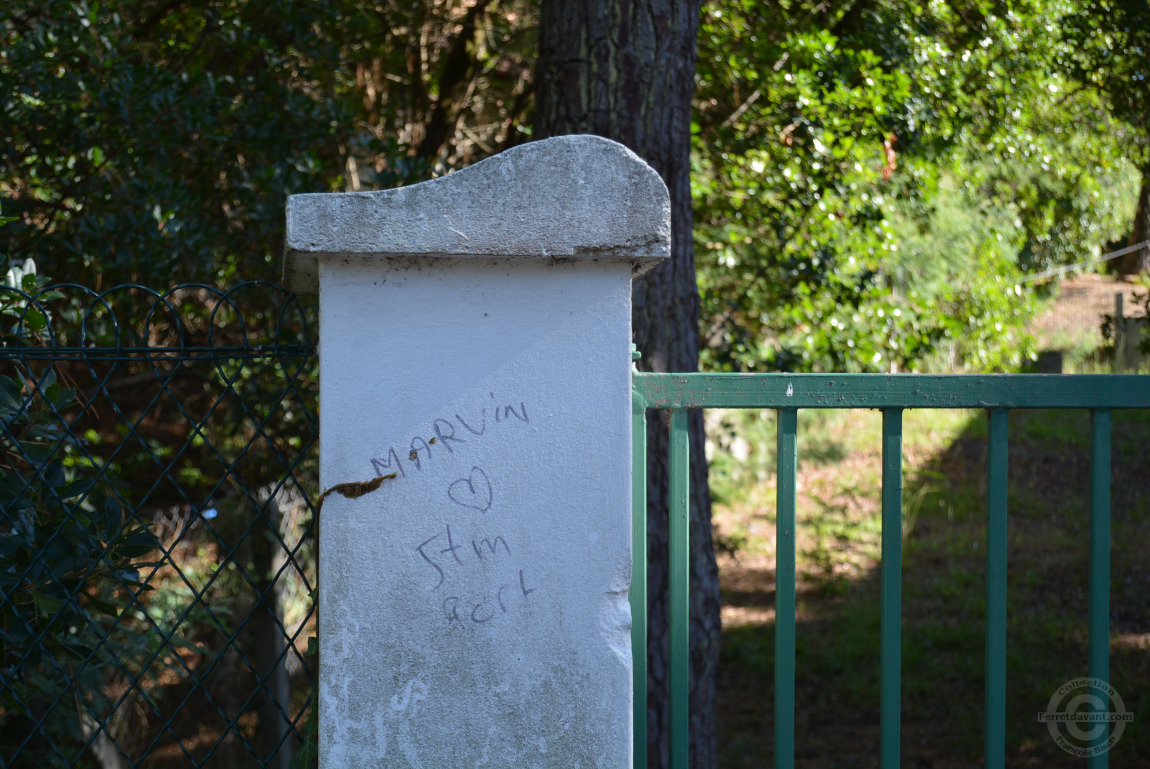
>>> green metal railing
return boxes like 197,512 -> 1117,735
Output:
631,372 -> 1150,769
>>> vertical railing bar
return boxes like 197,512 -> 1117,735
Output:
880,408 -> 903,769
775,408 -> 798,769
668,409 -> 690,769
1089,409 -> 1112,769
631,394 -> 648,769
985,408 -> 1009,769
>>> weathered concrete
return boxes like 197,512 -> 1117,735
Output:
285,136 -> 668,768
283,135 -> 670,293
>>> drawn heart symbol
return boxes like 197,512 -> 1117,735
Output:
448,466 -> 493,513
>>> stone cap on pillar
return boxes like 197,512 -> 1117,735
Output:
282,135 -> 670,293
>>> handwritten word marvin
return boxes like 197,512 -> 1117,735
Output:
369,392 -> 529,478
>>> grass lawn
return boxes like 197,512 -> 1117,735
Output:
710,402 -> 1150,768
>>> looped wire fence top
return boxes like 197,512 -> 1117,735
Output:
0,282 -> 319,768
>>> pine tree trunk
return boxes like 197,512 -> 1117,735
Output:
1118,168 -> 1150,275
535,4 -> 720,768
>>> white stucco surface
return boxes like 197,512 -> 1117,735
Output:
289,136 -> 669,769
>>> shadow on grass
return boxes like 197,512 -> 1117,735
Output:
717,409 -> 1150,769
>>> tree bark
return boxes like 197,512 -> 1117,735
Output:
535,4 -> 720,769
1118,168 -> 1150,275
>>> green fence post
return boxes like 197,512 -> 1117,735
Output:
775,408 -> 798,769
1089,409 -> 1111,769
986,409 -> 1008,769
669,409 -> 690,769
881,408 -> 903,769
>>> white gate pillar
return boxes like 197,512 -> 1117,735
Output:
283,135 -> 668,768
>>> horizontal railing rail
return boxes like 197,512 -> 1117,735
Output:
633,372 -> 1150,410
632,371 -> 1150,769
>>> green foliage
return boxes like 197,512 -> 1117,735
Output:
934,246 -> 1039,371
948,94 -> 1138,273
6,0 -> 1140,376
2,259 -> 57,340
1,0 -> 351,288
1059,0 -> 1150,165
693,0 -> 1138,373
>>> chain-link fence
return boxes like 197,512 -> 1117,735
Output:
0,281 -> 319,768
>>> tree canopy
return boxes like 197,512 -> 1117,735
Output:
2,1 -> 350,287
1,0 -> 534,288
691,0 -> 1139,372
3,0 -> 1142,371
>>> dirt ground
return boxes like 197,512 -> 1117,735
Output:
1031,274 -> 1146,352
